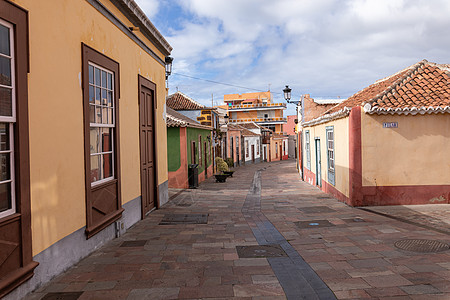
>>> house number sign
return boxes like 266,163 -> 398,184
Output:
383,122 -> 398,128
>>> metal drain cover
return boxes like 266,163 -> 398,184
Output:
298,206 -> 335,214
394,239 -> 449,253
236,244 -> 288,258
120,240 -> 147,247
159,213 -> 208,225
295,219 -> 335,229
42,292 -> 83,300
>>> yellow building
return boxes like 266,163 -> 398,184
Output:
301,60 -> 450,206
0,0 -> 172,298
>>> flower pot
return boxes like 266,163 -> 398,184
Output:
214,174 -> 228,183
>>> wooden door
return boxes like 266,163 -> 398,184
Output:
204,142 -> 207,177
139,76 -> 157,218
315,138 -> 322,187
251,144 -> 255,163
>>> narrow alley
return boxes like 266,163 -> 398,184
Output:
26,160 -> 450,299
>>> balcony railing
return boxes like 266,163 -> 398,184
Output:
229,117 -> 287,123
228,102 -> 286,110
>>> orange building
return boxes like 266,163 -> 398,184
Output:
223,91 -> 289,162
224,91 -> 287,133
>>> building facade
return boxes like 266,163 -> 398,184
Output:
166,108 -> 213,189
301,60 -> 450,206
0,0 -> 171,298
224,91 -> 287,134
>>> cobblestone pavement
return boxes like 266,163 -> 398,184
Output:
26,160 -> 450,299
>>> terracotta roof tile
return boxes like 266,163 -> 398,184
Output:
238,122 -> 262,130
166,92 -> 205,110
166,107 -> 211,129
237,125 -> 260,136
325,60 -> 450,116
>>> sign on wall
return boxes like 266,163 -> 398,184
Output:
383,122 -> 398,128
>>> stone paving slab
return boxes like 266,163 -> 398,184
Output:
24,160 -> 450,299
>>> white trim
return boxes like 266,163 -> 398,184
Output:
88,62 -> 116,186
364,103 -> 450,115
0,19 -> 16,123
0,19 -> 15,219
302,107 -> 351,127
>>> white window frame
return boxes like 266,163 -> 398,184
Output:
245,140 -> 249,157
0,19 -> 16,219
326,126 -> 335,185
89,62 -> 115,187
256,139 -> 259,155
305,130 -> 311,170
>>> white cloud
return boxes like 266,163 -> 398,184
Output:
134,0 -> 160,18
146,0 -> 450,115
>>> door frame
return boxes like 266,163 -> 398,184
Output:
251,144 -> 255,163
204,141 -> 207,177
138,75 -> 159,219
315,137 -> 321,187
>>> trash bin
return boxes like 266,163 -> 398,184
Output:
188,164 -> 199,188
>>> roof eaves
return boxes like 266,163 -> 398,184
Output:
112,0 -> 172,56
364,104 -> 450,115
302,107 -> 352,127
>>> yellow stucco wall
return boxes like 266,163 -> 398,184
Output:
361,113 -> 450,186
11,0 -> 168,255
303,117 -> 349,197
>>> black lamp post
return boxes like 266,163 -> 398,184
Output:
165,56 -> 173,80
283,85 -> 292,102
283,85 -> 301,104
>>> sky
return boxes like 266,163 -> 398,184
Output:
135,0 -> 450,116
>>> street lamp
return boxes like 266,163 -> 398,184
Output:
283,85 -> 301,104
283,85 -> 291,102
165,56 -> 173,80
224,115 -> 229,125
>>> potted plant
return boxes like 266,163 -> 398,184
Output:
223,157 -> 235,177
214,157 -> 229,182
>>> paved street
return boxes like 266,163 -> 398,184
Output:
26,160 -> 450,299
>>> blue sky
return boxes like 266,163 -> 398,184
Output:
135,0 -> 450,116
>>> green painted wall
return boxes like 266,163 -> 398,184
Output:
186,127 -> 212,174
167,127 -> 181,172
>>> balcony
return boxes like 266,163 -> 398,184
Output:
227,102 -> 286,111
229,117 -> 287,124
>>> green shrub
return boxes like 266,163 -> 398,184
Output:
215,157 -> 229,172
225,157 -> 234,168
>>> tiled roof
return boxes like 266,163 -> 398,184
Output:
226,124 -> 243,131
166,92 -> 205,110
238,122 -> 262,130
166,107 -> 211,129
237,126 -> 260,137
326,60 -> 450,116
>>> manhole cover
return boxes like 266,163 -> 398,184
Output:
394,239 -> 449,253
236,244 -> 288,258
120,240 -> 147,247
42,292 -> 83,300
295,219 -> 335,229
159,214 -> 208,225
176,203 -> 192,207
298,206 -> 335,214
343,217 -> 366,223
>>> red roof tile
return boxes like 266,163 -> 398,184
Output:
166,107 -> 211,129
325,60 -> 450,116
166,92 -> 205,110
